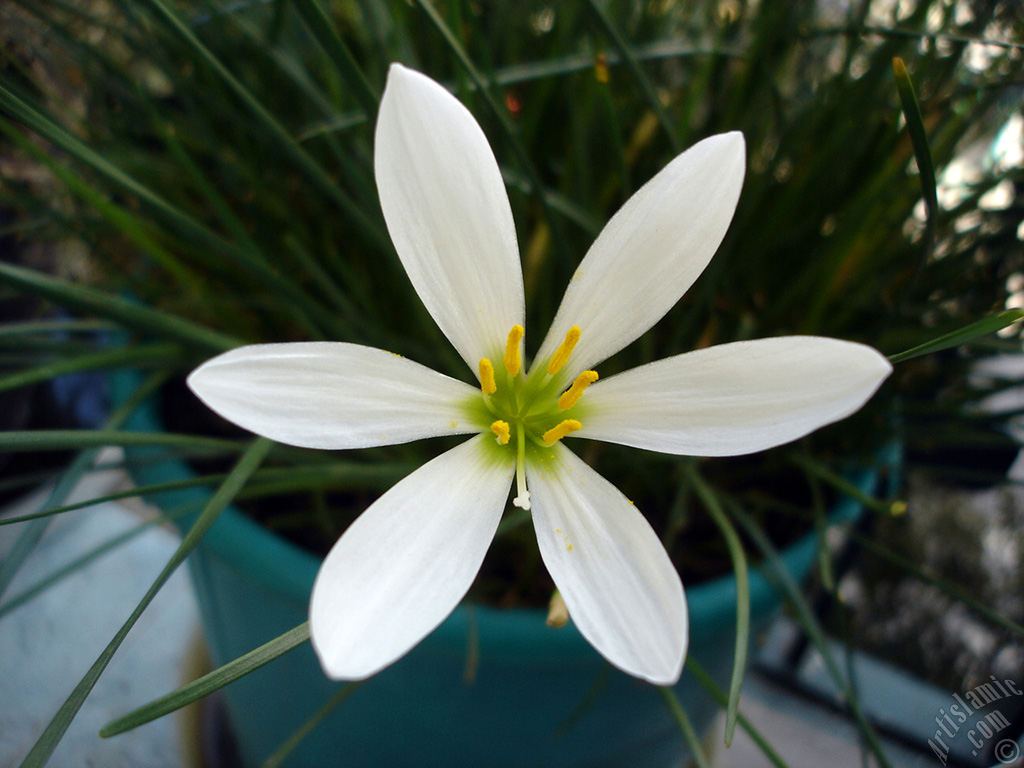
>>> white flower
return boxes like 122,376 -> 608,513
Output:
187,64 -> 892,686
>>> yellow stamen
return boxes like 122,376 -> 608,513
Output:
547,326 -> 581,375
558,370 -> 599,409
504,324 -> 524,377
479,358 -> 496,395
490,420 -> 511,445
542,419 -> 582,445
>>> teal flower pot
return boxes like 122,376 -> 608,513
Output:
114,370 -> 880,768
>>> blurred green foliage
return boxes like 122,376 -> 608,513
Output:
0,0 -> 1021,567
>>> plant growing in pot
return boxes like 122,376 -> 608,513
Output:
167,63 -> 891,768
1,1 -> 1021,767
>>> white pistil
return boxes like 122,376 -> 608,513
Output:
512,423 -> 531,510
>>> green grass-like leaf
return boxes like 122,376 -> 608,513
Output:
686,465 -> 749,747
686,657 -> 790,768
0,261 -> 242,353
100,621 -> 310,737
726,501 -> 896,768
888,309 -> 1024,363
657,686 -> 712,768
0,503 -> 197,619
0,371 -> 170,602
0,343 -> 183,395
0,429 -> 240,454
892,57 -> 939,261
18,437 -> 273,768
259,681 -> 361,768
291,0 -> 378,118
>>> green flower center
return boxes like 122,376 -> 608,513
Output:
473,325 -> 597,509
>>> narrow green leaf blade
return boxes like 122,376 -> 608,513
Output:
0,320 -> 115,338
657,687 -> 712,768
0,430 -> 238,454
138,0 -> 390,254
849,528 -> 1024,637
101,622 -> 311,737
686,657 -> 790,768
892,56 -> 938,248
888,309 -> 1024,363
584,0 -> 681,153
259,681 -> 361,768
726,502 -> 895,768
18,437 -> 273,768
0,343 -> 183,395
0,476 -> 224,527
686,465 -> 749,747
291,0 -> 378,118
792,455 -> 906,516
0,372 -> 170,601
0,261 -> 242,352
0,504 -> 194,620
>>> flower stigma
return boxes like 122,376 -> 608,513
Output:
476,325 -> 596,511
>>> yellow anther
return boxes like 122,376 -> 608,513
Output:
504,325 -> 524,377
479,358 -> 496,395
490,420 -> 511,445
542,419 -> 582,445
547,326 -> 581,375
558,370 -> 599,410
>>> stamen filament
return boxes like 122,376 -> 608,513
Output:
558,370 -> 599,409
547,326 -> 581,375
479,358 -> 497,395
542,419 -> 582,445
490,420 -> 511,445
504,325 -> 525,377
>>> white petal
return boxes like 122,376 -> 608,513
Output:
187,342 -> 479,449
310,435 -> 514,679
533,132 -> 745,382
375,64 -> 524,372
527,443 -> 687,685
577,336 -> 892,456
